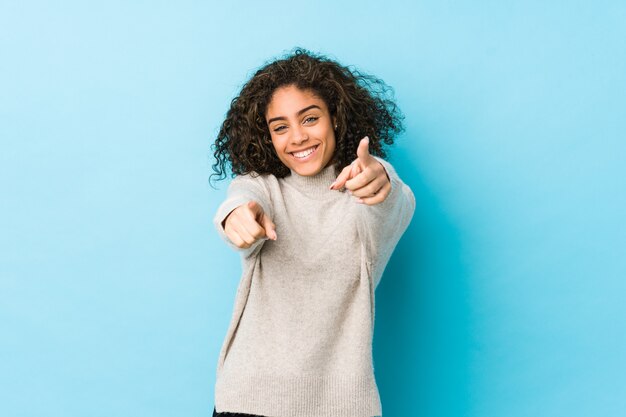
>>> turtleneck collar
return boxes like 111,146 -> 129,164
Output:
282,163 -> 339,198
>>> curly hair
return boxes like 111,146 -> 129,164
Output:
210,47 -> 404,185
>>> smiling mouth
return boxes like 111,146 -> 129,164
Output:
290,144 -> 319,159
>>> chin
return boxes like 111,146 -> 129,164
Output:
291,164 -> 323,176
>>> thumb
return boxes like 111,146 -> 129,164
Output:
356,136 -> 371,163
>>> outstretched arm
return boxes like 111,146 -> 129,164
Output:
331,137 -> 416,287
357,157 -> 415,288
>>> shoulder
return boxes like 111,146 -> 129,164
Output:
229,171 -> 281,197
231,170 -> 279,186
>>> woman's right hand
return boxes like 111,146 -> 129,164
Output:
222,201 -> 277,248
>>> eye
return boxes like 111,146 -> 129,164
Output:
273,125 -> 287,132
303,116 -> 318,124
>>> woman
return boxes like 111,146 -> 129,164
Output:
210,48 -> 415,417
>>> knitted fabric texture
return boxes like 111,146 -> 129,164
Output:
213,157 -> 415,417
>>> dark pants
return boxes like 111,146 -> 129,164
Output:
212,406 -> 265,417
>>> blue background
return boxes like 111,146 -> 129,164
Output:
1,1 -> 625,416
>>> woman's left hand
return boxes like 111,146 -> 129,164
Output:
330,136 -> 391,205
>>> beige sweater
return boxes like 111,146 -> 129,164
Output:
213,157 -> 415,417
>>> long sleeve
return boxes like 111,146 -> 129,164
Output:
356,157 -> 416,288
213,173 -> 274,259
213,163 -> 392,417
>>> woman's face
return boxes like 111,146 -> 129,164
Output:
265,85 -> 336,176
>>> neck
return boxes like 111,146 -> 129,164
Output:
283,163 -> 338,197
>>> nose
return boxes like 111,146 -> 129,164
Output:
291,126 -> 309,145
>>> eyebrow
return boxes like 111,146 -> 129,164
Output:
267,105 -> 321,125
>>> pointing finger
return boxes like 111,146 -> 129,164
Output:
260,212 -> 277,240
350,159 -> 362,178
247,200 -> 262,214
245,201 -> 276,240
246,200 -> 269,224
345,165 -> 377,191
329,164 -> 353,190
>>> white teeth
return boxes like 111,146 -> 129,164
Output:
292,146 -> 316,158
